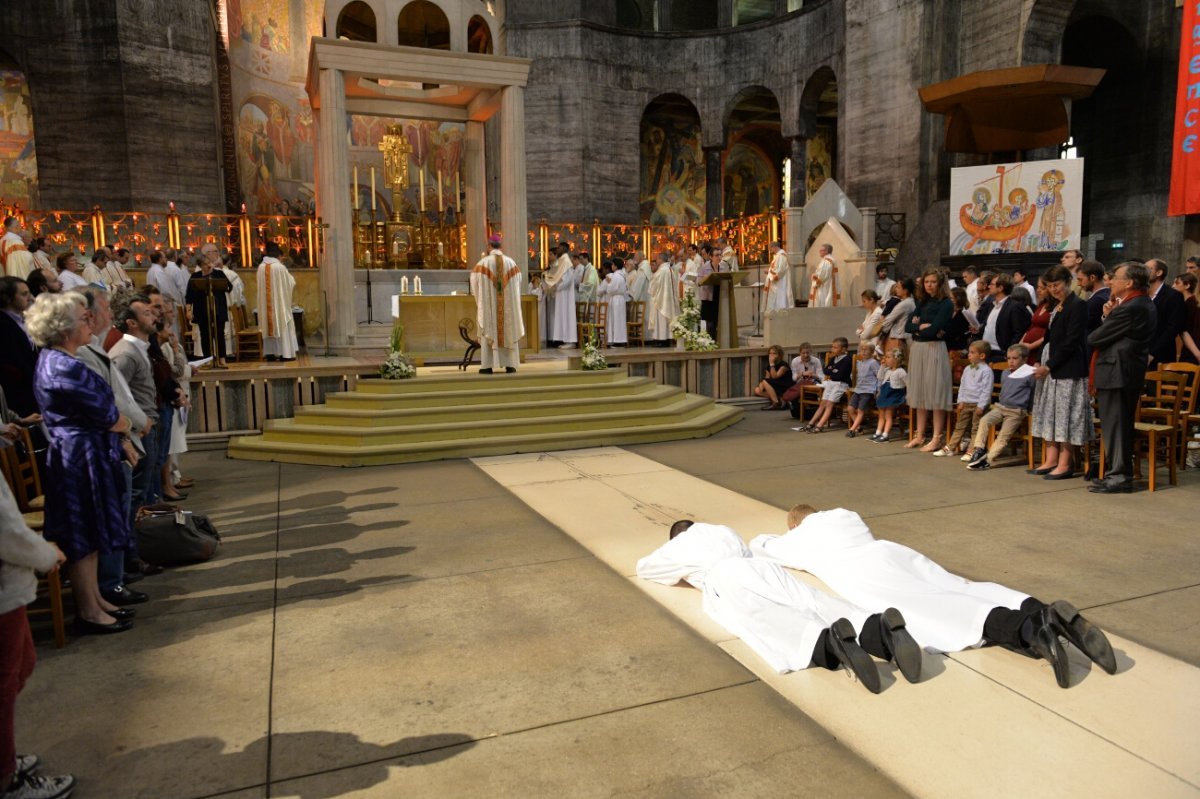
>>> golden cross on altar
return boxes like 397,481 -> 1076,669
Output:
379,125 -> 412,190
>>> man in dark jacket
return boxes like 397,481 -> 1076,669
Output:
0,277 -> 38,417
1146,259 -> 1186,367
1088,261 -> 1157,494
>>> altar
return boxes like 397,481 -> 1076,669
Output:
393,294 -> 539,361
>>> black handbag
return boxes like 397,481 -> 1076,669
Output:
136,509 -> 221,567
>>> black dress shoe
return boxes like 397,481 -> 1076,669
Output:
1088,480 -> 1134,494
1050,600 -> 1117,675
505,367 -> 517,373
101,586 -> 149,606
478,368 -> 493,374
826,618 -> 882,694
122,571 -> 145,585
1027,610 -> 1071,688
73,617 -> 133,635
109,607 -> 136,620
879,607 -> 923,684
1043,471 -> 1075,481
1026,467 -> 1053,475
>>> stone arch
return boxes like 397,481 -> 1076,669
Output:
640,93 -> 705,224
335,0 -> 379,42
723,86 -> 784,216
798,66 -> 838,197
467,14 -> 494,54
397,0 -> 452,50
324,0 -> 385,43
1020,0 -> 1076,65
0,48 -> 38,209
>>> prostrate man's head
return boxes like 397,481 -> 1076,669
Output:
668,519 -> 695,540
787,504 -> 816,530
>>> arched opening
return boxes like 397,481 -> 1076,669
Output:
467,15 -> 493,54
336,1 -> 378,42
670,0 -> 719,30
734,0 -> 775,26
723,86 -> 783,217
616,0 -> 645,30
398,0 -> 451,50
640,94 -> 704,224
799,67 -> 838,202
1061,15 -> 1140,264
0,51 -> 37,209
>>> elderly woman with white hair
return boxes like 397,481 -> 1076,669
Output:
27,292 -> 135,635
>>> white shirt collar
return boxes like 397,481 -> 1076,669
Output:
122,332 -> 150,354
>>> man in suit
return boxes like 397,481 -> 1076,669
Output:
1146,259 -> 1186,367
1075,260 -> 1110,354
982,272 -> 1030,352
0,276 -> 38,417
1088,261 -> 1156,494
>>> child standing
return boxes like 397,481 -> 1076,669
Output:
966,344 -> 1036,470
936,339 -> 992,458
845,342 -> 880,438
801,337 -> 851,432
871,349 -> 907,442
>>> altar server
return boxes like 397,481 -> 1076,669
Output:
763,241 -> 794,312
751,506 -> 1117,688
647,253 -> 680,345
576,252 -> 599,305
627,258 -> 651,305
809,244 -> 839,307
543,242 -> 577,348
470,234 -> 524,373
257,241 -> 298,361
0,217 -> 24,274
638,521 -> 920,691
598,261 -> 627,345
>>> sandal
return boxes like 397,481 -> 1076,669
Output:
920,435 -> 945,453
904,438 -> 927,449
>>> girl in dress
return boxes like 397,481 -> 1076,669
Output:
871,348 -> 908,443
754,344 -> 794,409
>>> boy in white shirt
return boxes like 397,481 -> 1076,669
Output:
937,340 -> 993,458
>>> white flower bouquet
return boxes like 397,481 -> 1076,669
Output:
671,288 -> 718,351
581,331 -> 608,370
380,323 -> 417,379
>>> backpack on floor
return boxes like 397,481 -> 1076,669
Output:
136,510 -> 221,567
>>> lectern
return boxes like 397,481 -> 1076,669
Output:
699,270 -> 746,349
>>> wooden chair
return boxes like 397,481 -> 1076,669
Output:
230,304 -> 263,362
627,301 -> 646,345
1159,362 -> 1200,467
0,433 -> 66,648
1131,370 -> 1185,492
177,305 -> 194,354
575,301 -> 596,346
580,301 -> 608,346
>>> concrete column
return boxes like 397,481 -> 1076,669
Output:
499,85 -> 529,276
718,0 -> 735,27
859,207 -> 877,254
704,146 -> 723,222
465,120 -> 488,264
315,68 -> 354,349
788,136 -> 807,208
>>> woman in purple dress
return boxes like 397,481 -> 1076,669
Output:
27,292 -> 135,635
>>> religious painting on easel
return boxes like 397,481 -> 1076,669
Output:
948,158 -> 1084,255
639,100 -> 705,225
805,125 -> 834,199
723,141 -> 777,218
0,68 -> 37,208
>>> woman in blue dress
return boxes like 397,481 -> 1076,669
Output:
27,292 -> 135,635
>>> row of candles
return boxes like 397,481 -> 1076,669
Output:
399,276 -> 423,294
351,165 -> 462,213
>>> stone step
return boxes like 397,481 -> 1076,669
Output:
227,403 -> 743,467
325,376 -> 657,410
352,367 -> 629,393
294,383 -> 687,426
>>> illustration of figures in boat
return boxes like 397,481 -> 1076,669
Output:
949,159 -> 1082,256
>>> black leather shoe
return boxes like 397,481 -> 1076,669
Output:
73,617 -> 133,635
1027,610 -> 1071,688
1050,600 -> 1117,675
101,586 -> 149,606
1043,471 -> 1075,480
109,607 -> 136,620
1088,480 -> 1133,494
1026,467 -> 1053,475
505,367 -> 517,373
478,368 -> 493,374
879,607 -> 922,683
827,618 -> 882,694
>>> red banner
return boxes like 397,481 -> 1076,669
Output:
1170,1 -> 1200,215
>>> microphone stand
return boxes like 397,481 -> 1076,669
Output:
360,265 -> 381,324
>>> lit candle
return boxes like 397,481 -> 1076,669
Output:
414,276 -> 422,295
370,167 -> 376,211
401,276 -> 409,294
437,169 -> 443,212
419,168 -> 426,212
353,166 -> 359,209
437,242 -> 444,257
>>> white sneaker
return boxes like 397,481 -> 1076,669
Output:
932,446 -> 954,457
2,772 -> 75,799
13,757 -> 37,781
959,451 -> 975,462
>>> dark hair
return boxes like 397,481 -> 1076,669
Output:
30,237 -> 45,252
914,267 -> 950,303
149,250 -> 165,265
1146,259 -> 1168,281
265,241 -> 283,258
0,276 -> 27,308
860,289 -> 880,302
115,248 -> 129,257
1177,272 -> 1198,292
950,286 -> 967,310
26,270 -> 49,296
962,266 -> 978,278
3,216 -> 15,228
142,284 -> 161,297
992,273 -> 1013,295
669,520 -> 694,540
1077,260 -> 1105,281
833,336 -> 849,348
1118,261 -> 1150,291
1011,286 -> 1033,307
1041,264 -> 1073,286
55,251 -> 75,271
897,277 -> 915,297
110,289 -> 150,332
1064,249 -> 1084,260
1187,256 -> 1200,267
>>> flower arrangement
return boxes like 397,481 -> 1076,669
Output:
580,330 -> 608,371
380,323 -> 417,379
670,288 -> 718,351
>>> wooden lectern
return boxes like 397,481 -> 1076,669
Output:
699,270 -> 746,349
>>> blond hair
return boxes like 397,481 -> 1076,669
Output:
787,503 -> 817,529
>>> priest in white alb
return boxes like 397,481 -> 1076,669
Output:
647,253 -> 680,345
470,233 -> 524,374
542,242 -> 577,348
809,244 -> 839,307
750,505 -> 1118,689
638,520 -> 920,691
0,216 -> 24,275
257,241 -> 298,361
762,241 -> 794,312
4,233 -> 33,280
626,258 -> 650,305
575,252 -> 599,305
598,263 -> 627,346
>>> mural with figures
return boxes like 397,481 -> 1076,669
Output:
349,119 -> 465,223
639,104 -> 705,225
948,158 -> 1084,255
0,68 -> 37,208
723,141 -> 776,218
805,124 -> 834,199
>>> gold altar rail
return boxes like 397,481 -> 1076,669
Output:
0,202 -> 317,268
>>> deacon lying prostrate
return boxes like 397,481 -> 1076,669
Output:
637,520 -> 923,694
750,505 -> 1117,689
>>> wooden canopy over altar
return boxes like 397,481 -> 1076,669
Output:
305,37 -> 532,351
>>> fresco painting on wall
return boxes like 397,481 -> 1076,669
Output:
0,69 -> 37,208
948,158 -> 1084,255
805,125 -> 833,199
639,108 -> 705,225
723,141 -> 776,218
